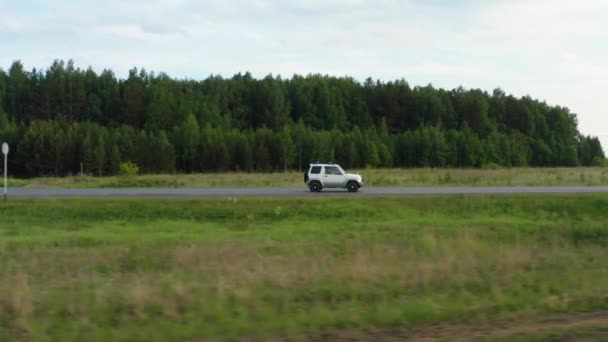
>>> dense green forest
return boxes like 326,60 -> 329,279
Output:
0,59 -> 604,177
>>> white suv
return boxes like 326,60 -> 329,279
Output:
304,163 -> 363,192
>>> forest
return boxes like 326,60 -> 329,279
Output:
0,59 -> 604,177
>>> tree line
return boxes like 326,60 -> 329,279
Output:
0,59 -> 604,177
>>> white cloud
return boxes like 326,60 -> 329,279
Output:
0,18 -> 26,32
599,136 -> 608,154
96,24 -> 182,43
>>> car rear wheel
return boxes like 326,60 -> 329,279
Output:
309,181 -> 322,192
347,181 -> 359,192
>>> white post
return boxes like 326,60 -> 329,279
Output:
3,152 -> 6,199
2,142 -> 8,200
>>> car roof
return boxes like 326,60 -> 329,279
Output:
309,163 -> 341,166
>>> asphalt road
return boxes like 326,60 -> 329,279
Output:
5,186 -> 608,198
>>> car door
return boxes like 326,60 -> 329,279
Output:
323,166 -> 344,188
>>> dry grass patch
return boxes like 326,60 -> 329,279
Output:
10,166 -> 608,188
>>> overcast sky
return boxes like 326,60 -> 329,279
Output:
1,0 -> 607,150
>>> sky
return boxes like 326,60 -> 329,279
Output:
1,0 -> 607,151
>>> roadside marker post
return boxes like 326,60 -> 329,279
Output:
2,142 -> 8,200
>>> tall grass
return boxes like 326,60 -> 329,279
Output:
10,167 -> 608,188
0,195 -> 607,340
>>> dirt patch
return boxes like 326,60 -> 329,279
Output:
237,311 -> 608,342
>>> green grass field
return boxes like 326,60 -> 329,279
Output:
9,166 -> 608,189
1,195 -> 607,341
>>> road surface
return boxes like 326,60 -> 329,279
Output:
5,186 -> 608,198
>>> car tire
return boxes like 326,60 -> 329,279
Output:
309,181 -> 322,192
347,181 -> 359,192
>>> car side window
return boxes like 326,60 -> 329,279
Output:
310,166 -> 322,174
325,166 -> 342,175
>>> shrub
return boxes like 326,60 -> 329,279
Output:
481,162 -> 501,170
119,161 -> 140,177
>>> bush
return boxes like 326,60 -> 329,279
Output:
118,161 -> 140,177
481,162 -> 502,170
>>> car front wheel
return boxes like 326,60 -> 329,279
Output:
346,181 -> 359,192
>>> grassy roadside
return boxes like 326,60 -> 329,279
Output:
281,312 -> 608,341
8,166 -> 608,188
1,195 -> 607,341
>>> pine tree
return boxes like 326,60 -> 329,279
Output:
108,144 -> 120,175
367,142 -> 380,167
83,125 -> 106,176
174,114 -> 200,172
154,131 -> 176,173
133,130 -> 149,172
254,142 -> 271,172
277,127 -> 296,171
